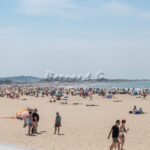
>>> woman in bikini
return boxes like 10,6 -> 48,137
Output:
119,120 -> 129,150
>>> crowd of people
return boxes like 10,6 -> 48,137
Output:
0,86 -> 149,150
0,86 -> 149,100
20,107 -> 129,150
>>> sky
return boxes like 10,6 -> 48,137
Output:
0,0 -> 150,79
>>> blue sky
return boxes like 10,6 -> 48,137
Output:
0,0 -> 150,79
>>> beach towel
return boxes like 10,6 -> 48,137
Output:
16,109 -> 28,119
107,94 -> 113,99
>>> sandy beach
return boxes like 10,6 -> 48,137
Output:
0,94 -> 149,150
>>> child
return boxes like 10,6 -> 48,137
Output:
54,112 -> 61,135
139,108 -> 143,114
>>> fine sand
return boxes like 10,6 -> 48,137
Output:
0,95 -> 150,150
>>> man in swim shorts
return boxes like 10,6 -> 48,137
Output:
32,108 -> 39,133
108,120 -> 120,150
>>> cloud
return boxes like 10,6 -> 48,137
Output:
17,0 -> 150,21
17,0 -> 135,18
18,0 -> 77,15
103,1 -> 150,20
103,1 -> 133,16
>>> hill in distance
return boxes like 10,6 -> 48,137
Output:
0,75 -> 149,84
0,76 -> 42,83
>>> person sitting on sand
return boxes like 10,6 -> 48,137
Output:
54,112 -> 61,135
108,120 -> 120,150
119,120 -> 129,150
129,106 -> 144,114
133,106 -> 137,114
128,106 -> 137,114
139,108 -> 144,114
50,96 -> 56,103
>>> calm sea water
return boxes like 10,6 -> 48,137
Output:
71,81 -> 150,89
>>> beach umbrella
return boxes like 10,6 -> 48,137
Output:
134,91 -> 138,95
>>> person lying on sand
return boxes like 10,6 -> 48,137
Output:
86,104 -> 99,106
21,98 -> 27,101
113,100 -> 122,102
50,100 -> 56,103
136,96 -> 142,98
73,103 -> 82,105
60,101 -> 68,105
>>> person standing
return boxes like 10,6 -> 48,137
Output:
25,111 -> 33,136
32,108 -> 39,133
108,120 -> 121,150
54,112 -> 62,135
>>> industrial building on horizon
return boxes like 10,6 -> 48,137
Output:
45,71 -> 105,82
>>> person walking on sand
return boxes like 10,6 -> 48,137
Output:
108,120 -> 120,150
54,112 -> 61,135
119,120 -> 129,150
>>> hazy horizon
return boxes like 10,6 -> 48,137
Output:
0,73 -> 150,80
0,0 -> 150,79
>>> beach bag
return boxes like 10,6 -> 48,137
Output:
135,111 -> 140,114
107,94 -> 112,99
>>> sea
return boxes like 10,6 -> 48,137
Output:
69,81 -> 150,89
